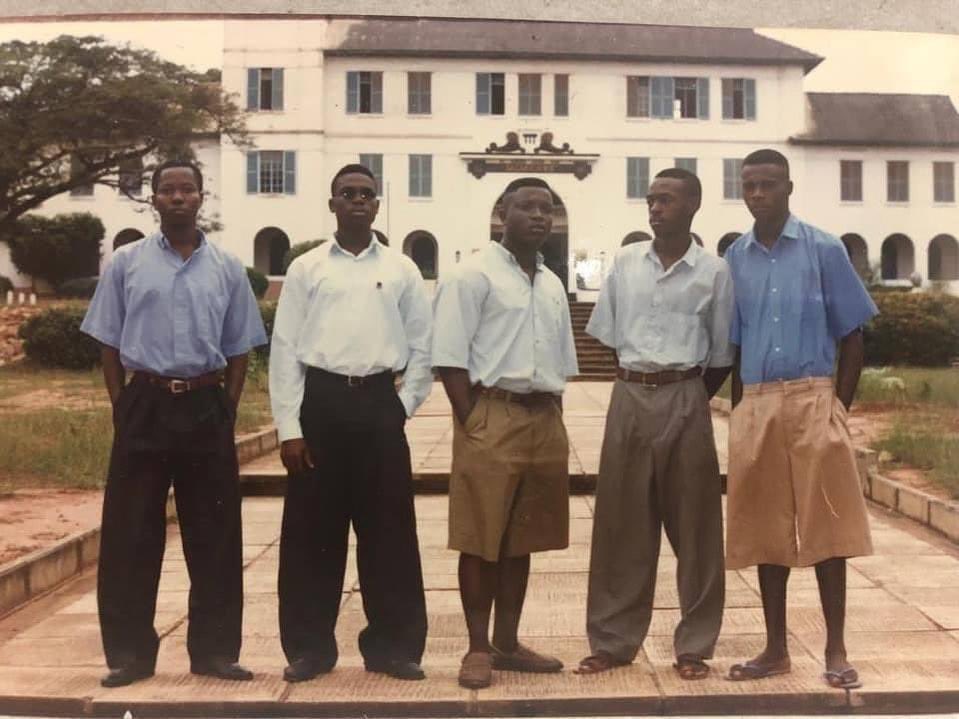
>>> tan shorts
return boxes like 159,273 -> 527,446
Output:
726,377 -> 873,570
448,392 -> 570,562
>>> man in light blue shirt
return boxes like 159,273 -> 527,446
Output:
724,149 -> 877,691
82,160 -> 267,688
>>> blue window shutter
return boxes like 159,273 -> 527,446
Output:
745,79 -> 756,120
721,79 -> 732,118
476,73 -> 490,114
651,77 -> 673,118
247,68 -> 259,110
272,68 -> 284,111
283,151 -> 296,194
424,155 -> 432,197
246,152 -> 258,194
697,78 -> 709,119
346,71 -> 359,113
372,73 -> 383,113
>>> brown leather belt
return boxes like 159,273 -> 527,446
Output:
616,366 -> 702,387
308,367 -> 396,389
133,370 -> 223,394
480,386 -> 558,408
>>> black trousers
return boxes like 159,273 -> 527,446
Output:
97,376 -> 243,670
278,368 -> 427,667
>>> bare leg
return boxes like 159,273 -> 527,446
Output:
458,553 -> 498,653
815,557 -> 856,678
491,554 -> 530,652
729,564 -> 792,679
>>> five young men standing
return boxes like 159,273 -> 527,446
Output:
83,153 -> 875,692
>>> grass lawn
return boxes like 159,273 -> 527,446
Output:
0,361 -> 273,492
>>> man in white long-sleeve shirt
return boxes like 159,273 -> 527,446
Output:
269,164 -> 433,683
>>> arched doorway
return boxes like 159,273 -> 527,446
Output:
254,227 -> 291,276
402,230 -> 438,279
841,233 -> 869,278
881,233 -> 914,280
113,228 -> 144,251
490,186 -> 569,291
717,232 -> 741,258
929,234 -> 959,280
622,231 -> 652,246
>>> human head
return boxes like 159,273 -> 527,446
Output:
151,163 -> 203,229
328,164 -> 380,230
741,149 -> 793,224
330,163 -> 376,197
151,160 -> 203,194
497,177 -> 555,254
647,168 -> 701,240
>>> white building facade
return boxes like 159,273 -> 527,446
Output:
4,17 -> 957,294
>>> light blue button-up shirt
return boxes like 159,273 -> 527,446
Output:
81,232 -> 268,377
726,215 -> 878,385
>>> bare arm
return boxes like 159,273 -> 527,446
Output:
100,345 -> 125,407
731,347 -> 743,409
437,367 -> 476,426
223,353 -> 249,411
835,328 -> 865,410
703,366 -> 732,400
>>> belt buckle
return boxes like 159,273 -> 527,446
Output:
638,373 -> 657,389
347,375 -> 363,388
169,379 -> 190,394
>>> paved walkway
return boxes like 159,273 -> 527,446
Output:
0,383 -> 957,716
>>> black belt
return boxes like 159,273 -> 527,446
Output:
307,367 -> 395,388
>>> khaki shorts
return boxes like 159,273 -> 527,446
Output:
448,392 -> 570,562
726,377 -> 873,570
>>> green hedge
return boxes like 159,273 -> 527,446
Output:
0,275 -> 12,295
246,266 -> 268,298
8,213 -> 104,286
18,307 -> 100,369
864,291 -> 959,367
57,276 -> 99,299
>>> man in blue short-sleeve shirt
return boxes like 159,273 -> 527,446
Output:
723,149 -> 877,691
81,160 -> 267,688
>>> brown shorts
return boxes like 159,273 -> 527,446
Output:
726,377 -> 873,570
448,392 -> 570,562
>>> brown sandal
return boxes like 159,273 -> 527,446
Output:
574,650 -> 630,675
673,654 -> 710,680
458,651 -> 492,689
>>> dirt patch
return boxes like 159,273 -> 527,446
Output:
0,388 -> 107,412
883,467 -> 954,503
0,489 -> 103,566
847,406 -> 893,447
0,306 -> 43,366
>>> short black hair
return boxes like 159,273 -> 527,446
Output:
499,176 -> 558,207
654,167 -> 702,206
743,148 -> 790,178
151,160 -> 203,193
331,164 -> 376,196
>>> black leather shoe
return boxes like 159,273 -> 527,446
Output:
190,658 -> 254,681
365,659 -> 426,681
283,656 -> 335,683
100,664 -> 155,688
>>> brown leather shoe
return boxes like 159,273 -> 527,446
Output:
458,651 -> 492,689
490,643 -> 563,673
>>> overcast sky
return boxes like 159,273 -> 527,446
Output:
0,20 -> 955,104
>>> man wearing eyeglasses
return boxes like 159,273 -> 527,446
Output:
270,164 -> 433,683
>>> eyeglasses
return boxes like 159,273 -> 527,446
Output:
336,187 -> 377,201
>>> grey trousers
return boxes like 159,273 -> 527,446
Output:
586,377 -> 725,662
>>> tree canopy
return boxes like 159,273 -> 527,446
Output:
0,35 -> 248,236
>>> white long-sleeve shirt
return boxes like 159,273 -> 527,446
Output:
269,238 -> 433,442
432,241 -> 578,394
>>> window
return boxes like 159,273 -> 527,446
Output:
409,154 -> 432,197
721,78 -> 756,120
887,161 -> 909,202
476,73 -> 505,115
69,155 -> 93,196
840,160 -> 863,202
675,158 -> 697,174
626,76 -> 649,117
346,71 -> 383,114
554,74 -> 569,116
247,68 -> 284,111
723,158 -> 743,200
626,157 -> 649,199
934,161 -> 955,202
518,74 -> 541,116
674,77 -> 709,119
246,151 -> 296,195
358,153 -> 383,195
118,157 -> 143,196
407,72 -> 431,114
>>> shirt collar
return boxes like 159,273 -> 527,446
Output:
744,213 -> 799,251
331,233 -> 380,259
491,240 -> 545,272
641,236 -> 701,270
156,230 -> 206,253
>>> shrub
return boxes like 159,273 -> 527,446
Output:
0,275 -> 12,295
18,307 -> 100,369
283,239 -> 326,273
864,291 -> 959,367
7,213 -> 105,286
246,266 -> 268,299
255,301 -> 277,358
57,276 -> 99,299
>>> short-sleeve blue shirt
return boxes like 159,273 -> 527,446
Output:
80,232 -> 268,377
726,214 -> 878,385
